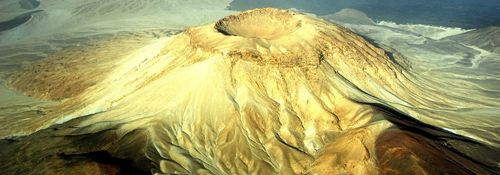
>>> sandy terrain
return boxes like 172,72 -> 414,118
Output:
0,1 -> 499,174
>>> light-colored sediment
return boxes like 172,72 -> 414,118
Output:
1,8 -> 498,174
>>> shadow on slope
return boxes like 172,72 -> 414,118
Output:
372,103 -> 500,174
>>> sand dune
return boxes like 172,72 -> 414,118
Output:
0,10 -> 38,32
18,0 -> 40,9
447,26 -> 500,53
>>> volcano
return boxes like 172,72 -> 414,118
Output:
1,8 -> 499,174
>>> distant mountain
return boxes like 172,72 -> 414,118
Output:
319,8 -> 375,25
228,0 -> 500,29
447,26 -> 500,53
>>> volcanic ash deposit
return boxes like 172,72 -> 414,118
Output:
2,8 -> 496,174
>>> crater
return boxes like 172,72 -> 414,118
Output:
214,9 -> 301,40
184,8 -> 392,68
